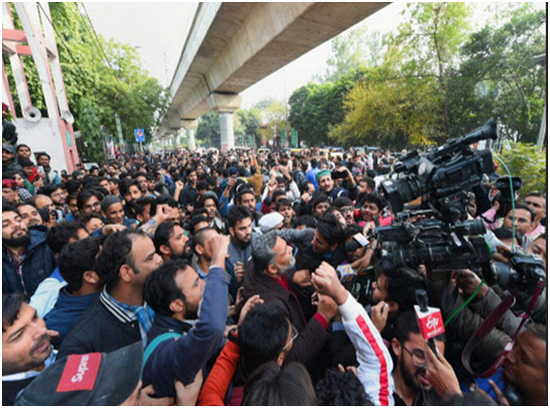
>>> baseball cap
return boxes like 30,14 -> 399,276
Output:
14,342 -> 142,406
3,143 -> 15,154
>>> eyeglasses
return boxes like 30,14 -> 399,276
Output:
282,325 -> 299,352
402,345 -> 426,367
341,206 -> 355,213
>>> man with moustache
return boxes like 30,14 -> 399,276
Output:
242,231 -> 337,368
2,294 -> 59,405
2,205 -> 56,295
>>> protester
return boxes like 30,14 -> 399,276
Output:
0,134 -> 545,406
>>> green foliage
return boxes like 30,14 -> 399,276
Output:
196,111 -> 220,147
448,3 -> 546,143
77,99 -> 104,162
4,2 -> 169,158
328,2 -> 545,150
494,142 -> 547,200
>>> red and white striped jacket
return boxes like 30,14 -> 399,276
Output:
339,293 -> 395,406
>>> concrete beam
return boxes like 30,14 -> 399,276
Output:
168,2 -> 388,121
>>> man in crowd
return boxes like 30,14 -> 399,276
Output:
2,205 -> 56,295
141,235 -> 230,398
2,294 -> 58,405
58,230 -> 162,357
243,231 -> 336,369
36,152 -> 60,185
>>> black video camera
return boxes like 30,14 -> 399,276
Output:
491,176 -> 522,219
485,252 -> 546,295
376,215 -> 491,272
380,119 -> 498,223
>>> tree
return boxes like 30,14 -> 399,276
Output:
196,111 -> 220,147
3,2 -> 169,157
77,99 -> 104,162
495,141 -> 546,199
448,3 -> 546,143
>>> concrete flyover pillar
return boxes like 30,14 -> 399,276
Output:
207,93 -> 241,152
182,119 -> 199,151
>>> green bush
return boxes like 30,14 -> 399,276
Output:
494,141 -> 546,200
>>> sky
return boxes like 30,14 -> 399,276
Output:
83,2 -> 545,110
83,1 -> 407,109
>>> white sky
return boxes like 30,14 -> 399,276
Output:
83,2 -> 545,110
83,1 -> 408,109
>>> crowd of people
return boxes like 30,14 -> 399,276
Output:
2,138 -> 547,406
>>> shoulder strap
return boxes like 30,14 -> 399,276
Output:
142,332 -> 181,370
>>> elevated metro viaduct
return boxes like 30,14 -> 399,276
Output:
155,2 -> 390,151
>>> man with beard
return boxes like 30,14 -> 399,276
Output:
390,310 -> 446,405
40,183 -> 66,218
2,205 -> 56,295
495,323 -> 546,406
154,221 -> 190,262
227,205 -> 258,285
242,231 -> 337,369
120,178 -> 144,220
57,230 -> 163,358
15,203 -> 43,229
2,294 -> 59,405
141,236 -> 230,398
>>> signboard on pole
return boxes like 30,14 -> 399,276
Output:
134,128 -> 145,143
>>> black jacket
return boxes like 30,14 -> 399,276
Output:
57,295 -> 142,359
242,268 -> 329,369
2,229 -> 56,296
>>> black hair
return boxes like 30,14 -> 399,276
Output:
316,213 -> 345,246
227,205 -> 253,229
58,237 -> 101,293
153,221 -> 177,253
38,183 -> 63,197
272,190 -> 287,202
312,192 -> 330,209
46,221 -> 81,255
361,177 -> 376,191
96,230 -> 146,291
315,369 -> 372,406
144,259 -> 190,317
295,215 -> 317,229
64,179 -> 82,195
344,223 -> 363,238
493,227 -> 520,244
76,189 -> 103,211
275,198 -> 292,211
512,203 -> 535,223
239,303 -> 291,375
379,267 -> 427,313
188,214 -> 210,234
120,178 -> 140,197
235,189 -> 256,205
80,212 -> 103,229
333,197 -> 353,209
242,362 -> 317,406
360,193 -> 385,211
36,152 -> 51,161
2,293 -> 29,332
109,178 -> 121,187
134,195 -> 156,217
193,227 -> 217,251
18,158 -> 34,168
196,180 -> 209,191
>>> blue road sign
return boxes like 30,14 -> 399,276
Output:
134,128 -> 145,142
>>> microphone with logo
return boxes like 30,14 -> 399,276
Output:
413,289 -> 445,356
